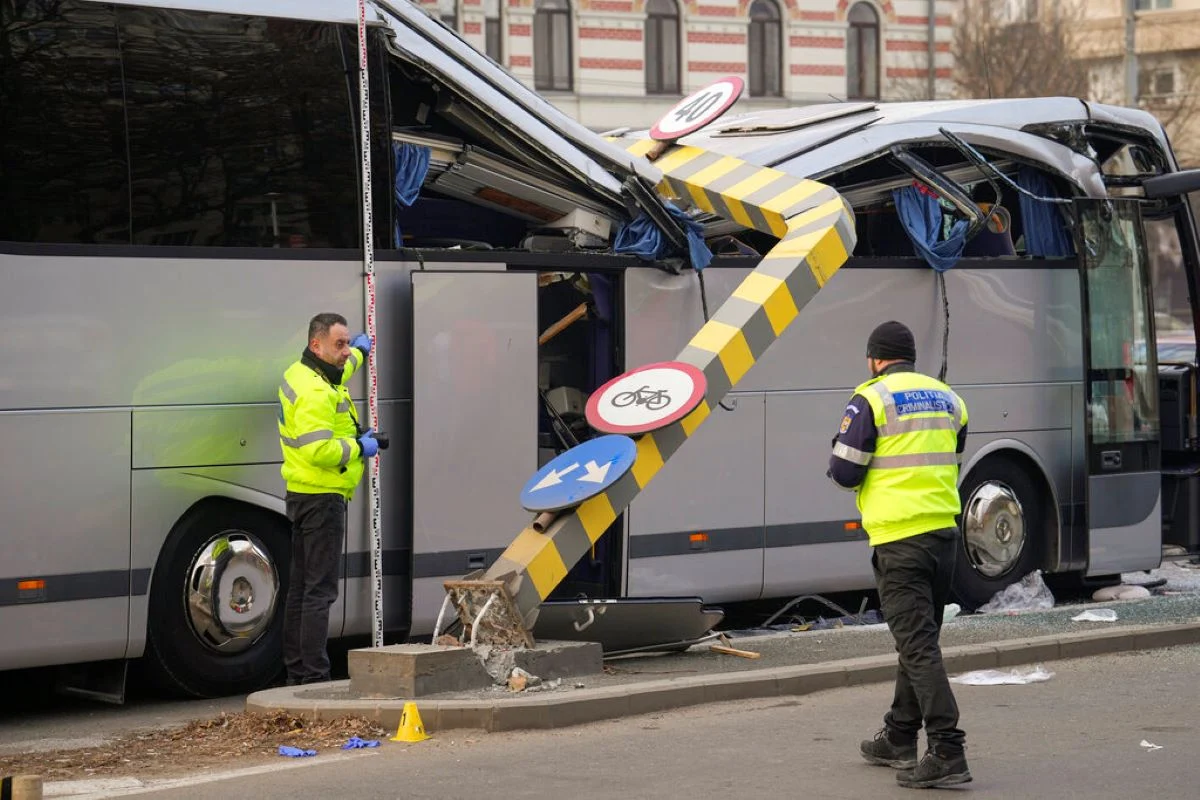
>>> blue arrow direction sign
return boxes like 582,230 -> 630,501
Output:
520,434 -> 638,513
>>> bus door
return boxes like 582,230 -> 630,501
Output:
1074,198 -> 1162,576
409,269 -> 539,632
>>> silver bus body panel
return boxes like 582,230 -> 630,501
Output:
1086,473 -> 1163,576
409,270 -> 539,633
0,409 -> 131,669
621,259 -> 1086,601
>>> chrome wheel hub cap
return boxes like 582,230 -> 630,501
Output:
963,481 -> 1026,579
185,531 -> 279,653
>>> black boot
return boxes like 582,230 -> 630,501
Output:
860,727 -> 918,769
896,749 -> 972,789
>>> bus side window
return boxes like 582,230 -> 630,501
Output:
0,1 -> 131,245
116,7 -> 360,249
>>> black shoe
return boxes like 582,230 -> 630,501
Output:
860,728 -> 918,769
896,749 -> 972,789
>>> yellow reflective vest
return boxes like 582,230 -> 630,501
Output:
851,371 -> 968,546
277,348 -> 366,499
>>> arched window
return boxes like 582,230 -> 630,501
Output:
534,0 -> 572,91
847,2 -> 880,100
748,0 -> 782,97
645,0 -> 680,95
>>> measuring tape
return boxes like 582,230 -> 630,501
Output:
357,0 -> 383,648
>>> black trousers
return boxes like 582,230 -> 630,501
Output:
871,527 -> 966,754
282,491 -> 346,685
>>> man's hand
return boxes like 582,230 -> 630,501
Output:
350,333 -> 372,354
358,428 -> 379,458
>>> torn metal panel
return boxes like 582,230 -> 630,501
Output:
373,0 -> 662,199
1083,102 -> 1177,168
531,598 -> 724,655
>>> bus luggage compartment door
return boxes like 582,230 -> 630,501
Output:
409,270 -> 539,634
1076,199 -> 1162,576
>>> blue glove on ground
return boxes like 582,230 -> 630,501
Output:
343,737 -> 381,749
358,428 -> 379,458
279,745 -> 316,757
350,332 -> 371,354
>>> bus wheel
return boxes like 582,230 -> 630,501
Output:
953,457 -> 1044,611
144,501 -> 290,698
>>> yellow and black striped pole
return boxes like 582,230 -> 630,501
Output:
443,139 -> 857,643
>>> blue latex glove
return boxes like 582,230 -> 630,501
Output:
350,332 -> 372,354
358,428 -> 379,458
279,745 -> 316,757
342,736 -> 381,749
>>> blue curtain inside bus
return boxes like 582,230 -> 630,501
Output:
891,185 -> 969,272
1016,167 -> 1076,258
613,201 -> 713,271
393,142 -> 432,247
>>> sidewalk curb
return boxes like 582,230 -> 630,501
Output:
245,621 -> 1200,734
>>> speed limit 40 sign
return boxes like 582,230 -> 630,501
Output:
650,76 -> 745,141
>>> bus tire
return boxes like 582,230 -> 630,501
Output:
144,500 -> 290,698
952,457 -> 1044,612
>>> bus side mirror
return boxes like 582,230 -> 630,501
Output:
1142,169 -> 1200,200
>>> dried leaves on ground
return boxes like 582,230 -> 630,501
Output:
0,711 -> 390,782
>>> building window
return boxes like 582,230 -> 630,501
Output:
645,0 -> 680,95
847,2 -> 880,100
1140,67 -> 1176,100
0,0 -> 131,244
438,0 -> 458,30
483,0 -> 502,61
486,17 -> 502,61
534,0 -> 572,91
1135,0 -> 1173,10
748,0 -> 782,97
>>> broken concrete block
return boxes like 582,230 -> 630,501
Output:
348,644 -> 494,698
512,640 -> 603,681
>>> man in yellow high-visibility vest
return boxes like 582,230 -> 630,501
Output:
277,312 -> 378,685
828,320 -> 971,790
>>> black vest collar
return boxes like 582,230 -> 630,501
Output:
301,348 -> 343,386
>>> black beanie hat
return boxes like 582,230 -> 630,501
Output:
866,320 -> 916,362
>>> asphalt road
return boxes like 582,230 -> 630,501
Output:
95,644 -> 1200,799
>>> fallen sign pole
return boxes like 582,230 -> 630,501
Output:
443,138 -> 857,646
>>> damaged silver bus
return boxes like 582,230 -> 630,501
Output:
4,0 -> 1200,698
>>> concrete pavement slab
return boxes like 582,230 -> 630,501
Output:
246,592 -> 1200,733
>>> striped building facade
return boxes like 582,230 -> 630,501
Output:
421,0 -> 955,130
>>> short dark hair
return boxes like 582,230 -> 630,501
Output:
308,313 -> 348,341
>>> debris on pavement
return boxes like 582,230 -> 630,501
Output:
950,665 -> 1054,685
508,667 -> 539,692
710,633 -> 761,659
1072,609 -> 1118,623
943,603 -> 961,623
978,570 -> 1055,614
1092,585 -> 1151,601
0,711 -> 389,783
1140,739 -> 1163,751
